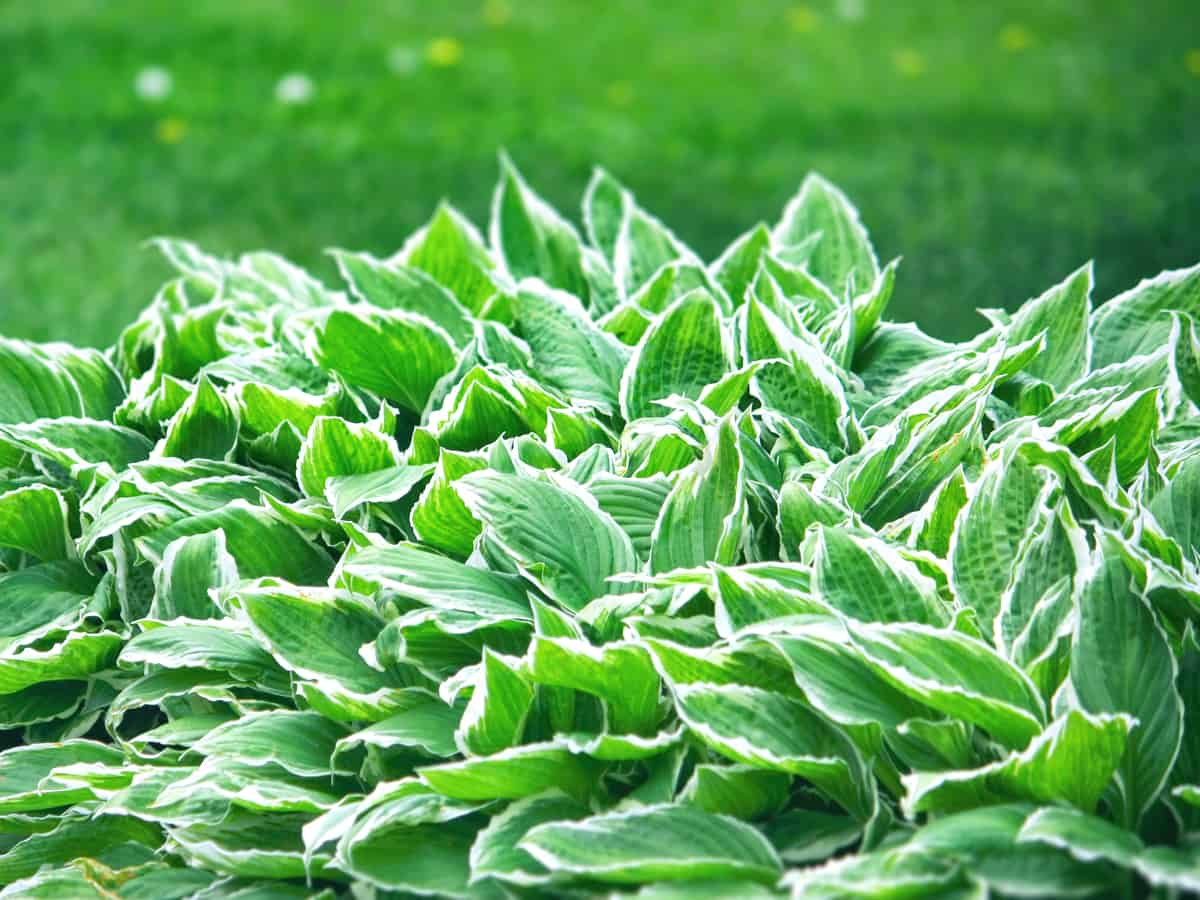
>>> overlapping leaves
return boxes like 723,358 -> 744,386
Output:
1,159 -> 1199,897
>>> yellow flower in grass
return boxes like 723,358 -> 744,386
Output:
999,24 -> 1034,53
892,48 -> 926,78
482,0 -> 511,27
787,6 -> 819,33
155,117 -> 187,144
427,37 -> 464,68
1187,49 -> 1200,77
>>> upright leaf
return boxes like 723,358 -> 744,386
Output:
772,173 -> 879,296
491,155 -> 589,302
650,416 -> 746,573
620,289 -> 730,421
1070,550 -> 1184,826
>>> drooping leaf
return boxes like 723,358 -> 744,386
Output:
848,622 -> 1047,749
1091,262 -> 1200,369
512,280 -> 629,413
312,307 -> 457,413
456,471 -> 637,611
519,804 -> 782,885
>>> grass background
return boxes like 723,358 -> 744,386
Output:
2,0 -> 1198,346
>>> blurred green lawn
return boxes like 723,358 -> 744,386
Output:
1,0 -> 1198,346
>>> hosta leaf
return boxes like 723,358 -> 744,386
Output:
620,288 -> 731,421
1007,262 -> 1093,390
1149,453 -> 1200,562
0,561 -> 99,642
0,814 -> 162,885
743,296 -> 860,453
1173,311 -> 1200,408
324,463 -> 431,521
427,365 -> 562,451
456,649 -> 533,756
338,813 -> 477,895
641,632 -> 797,694
296,415 -> 401,500
1017,806 -> 1200,896
773,173 -> 879,297
558,726 -> 683,760
399,203 -> 497,314
160,376 -> 239,461
673,682 -> 875,820
583,168 -> 628,263
0,741 -> 124,812
850,257 -> 899,348
528,637 -> 660,735
512,280 -> 629,412
312,307 -> 456,413
469,792 -> 589,886
712,223 -> 771,306
232,381 -> 338,439
0,486 -> 71,562
1091,262 -> 1200,369
812,525 -> 949,626
650,415 -> 746,573
950,452 -> 1051,628
587,473 -> 672,561
136,500 -> 332,585
331,698 -> 458,768
679,763 -> 789,820
844,383 -> 989,528
120,620 -> 287,686
848,622 -> 1046,749
1070,550 -> 1184,826
192,710 -> 348,777
0,418 -> 152,471
519,804 -> 782,885
456,470 -> 637,611
904,804 -> 1112,897
0,681 -> 86,729
614,197 -> 698,299
169,810 -> 330,880
341,543 -> 530,620
227,584 -> 399,695
492,154 -> 588,301
149,530 -> 238,620
903,710 -> 1133,816
0,339 -> 122,424
332,250 -> 473,346
765,628 -> 930,729
0,630 -> 122,696
419,742 -> 596,803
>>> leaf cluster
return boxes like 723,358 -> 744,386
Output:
1,157 -> 1200,897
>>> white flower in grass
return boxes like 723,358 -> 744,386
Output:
835,0 -> 865,21
388,45 -> 419,75
135,66 -> 172,101
275,73 -> 315,105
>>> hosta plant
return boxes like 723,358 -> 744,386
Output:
1,155 -> 1200,898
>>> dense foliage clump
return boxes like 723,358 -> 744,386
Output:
1,158 -> 1200,897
